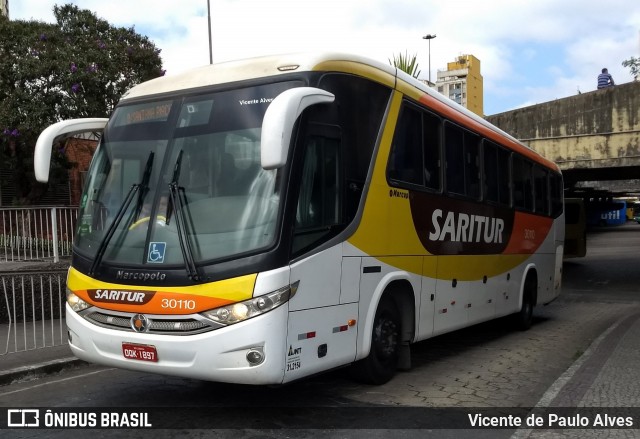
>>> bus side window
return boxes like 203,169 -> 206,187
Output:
445,122 -> 480,199
445,123 -> 465,195
388,105 -> 423,186
423,111 -> 441,191
387,102 -> 442,192
534,166 -> 549,215
513,155 -> 534,212
483,141 -> 512,207
550,173 -> 564,217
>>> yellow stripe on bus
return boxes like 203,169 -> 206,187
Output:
67,267 -> 256,314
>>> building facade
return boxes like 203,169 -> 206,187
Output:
435,54 -> 484,117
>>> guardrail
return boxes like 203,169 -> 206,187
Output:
0,207 -> 78,263
0,269 -> 68,355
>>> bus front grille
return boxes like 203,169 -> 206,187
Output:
83,310 -> 217,335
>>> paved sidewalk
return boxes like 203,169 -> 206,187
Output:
511,312 -> 640,438
0,343 -> 84,386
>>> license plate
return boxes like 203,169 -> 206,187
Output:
122,343 -> 158,363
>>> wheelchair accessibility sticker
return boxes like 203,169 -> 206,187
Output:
147,242 -> 167,263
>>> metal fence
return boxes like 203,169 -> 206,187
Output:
0,269 -> 68,355
0,207 -> 78,263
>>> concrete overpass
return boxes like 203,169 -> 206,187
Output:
486,81 -> 640,196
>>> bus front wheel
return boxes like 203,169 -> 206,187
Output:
514,275 -> 536,331
350,297 -> 400,385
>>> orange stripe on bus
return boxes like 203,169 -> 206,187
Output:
503,212 -> 553,254
417,93 -> 559,171
74,289 -> 235,315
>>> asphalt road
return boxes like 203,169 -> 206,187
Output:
1,223 -> 640,438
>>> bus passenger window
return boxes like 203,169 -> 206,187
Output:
445,123 -> 465,195
483,141 -> 510,206
445,122 -> 480,199
423,111 -> 441,191
534,166 -> 549,215
388,105 -> 423,186
388,103 -> 442,192
550,173 -> 564,217
464,131 -> 481,199
513,156 -> 534,212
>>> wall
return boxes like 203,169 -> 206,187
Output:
486,81 -> 640,171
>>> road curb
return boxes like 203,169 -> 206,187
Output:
0,357 -> 88,387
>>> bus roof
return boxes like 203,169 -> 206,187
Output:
121,53 -> 394,101
121,52 -> 560,173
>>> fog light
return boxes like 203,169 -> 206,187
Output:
246,348 -> 265,366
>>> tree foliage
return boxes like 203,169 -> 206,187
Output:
389,51 -> 421,79
0,5 -> 164,204
622,56 -> 639,81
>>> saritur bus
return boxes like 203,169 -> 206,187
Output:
34,53 -> 564,385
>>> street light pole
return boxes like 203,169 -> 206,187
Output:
207,0 -> 213,64
422,34 -> 436,84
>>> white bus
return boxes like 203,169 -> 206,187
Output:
34,53 -> 564,385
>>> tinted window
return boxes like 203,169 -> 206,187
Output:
313,74 -> 392,222
293,126 -> 343,255
445,122 -> 480,199
483,140 -> 511,206
513,155 -> 534,211
534,166 -> 549,215
389,105 -> 424,186
550,172 -> 564,217
387,103 -> 442,191
423,111 -> 441,190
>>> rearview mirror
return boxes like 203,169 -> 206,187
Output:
34,118 -> 108,183
261,87 -> 334,170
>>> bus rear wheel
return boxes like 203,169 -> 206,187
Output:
350,297 -> 400,384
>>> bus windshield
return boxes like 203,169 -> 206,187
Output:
76,80 -> 302,267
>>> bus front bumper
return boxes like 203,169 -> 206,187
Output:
65,303 -> 288,385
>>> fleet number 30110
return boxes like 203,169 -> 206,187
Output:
161,298 -> 196,310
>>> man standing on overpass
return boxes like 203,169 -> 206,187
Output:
597,68 -> 615,89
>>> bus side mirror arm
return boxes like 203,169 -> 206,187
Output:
261,87 -> 335,170
34,118 -> 109,183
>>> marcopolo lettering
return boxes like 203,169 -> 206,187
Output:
429,209 -> 505,244
116,270 -> 166,281
389,188 -> 410,199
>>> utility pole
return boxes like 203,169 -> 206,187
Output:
207,0 -> 213,64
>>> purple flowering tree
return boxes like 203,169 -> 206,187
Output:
0,5 -> 164,205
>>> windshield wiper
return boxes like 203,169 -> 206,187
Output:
167,150 -> 202,281
89,152 -> 155,276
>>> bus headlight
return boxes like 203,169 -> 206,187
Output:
66,289 -> 91,312
202,281 -> 299,325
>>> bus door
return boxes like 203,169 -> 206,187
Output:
285,123 -> 359,381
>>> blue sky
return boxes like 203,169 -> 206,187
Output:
9,0 -> 640,115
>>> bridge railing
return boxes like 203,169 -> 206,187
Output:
0,207 -> 78,263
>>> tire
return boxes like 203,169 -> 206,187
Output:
514,276 -> 536,331
350,297 -> 400,384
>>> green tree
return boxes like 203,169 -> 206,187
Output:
622,56 -> 639,81
0,4 -> 164,205
389,51 -> 421,79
